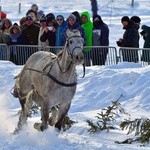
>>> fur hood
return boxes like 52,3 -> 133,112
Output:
9,23 -> 21,35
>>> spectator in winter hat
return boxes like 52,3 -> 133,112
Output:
130,16 -> 141,37
63,13 -> 86,45
7,23 -> 28,65
55,15 -> 67,48
71,11 -> 82,25
130,16 -> 141,24
1,11 -> 7,21
31,4 -> 38,13
26,9 -> 37,21
1,18 -> 12,32
40,15 -> 47,23
46,13 -> 57,30
121,16 -> 129,27
67,14 -> 76,24
26,9 -> 40,26
37,10 -> 44,21
21,15 -> 40,64
38,15 -> 49,50
8,23 -> 27,45
92,14 -> 109,66
116,16 -> 139,63
81,11 -> 93,66
0,18 -> 12,43
46,13 -> 55,22
40,14 -> 56,53
140,25 -> 150,63
22,15 -> 40,45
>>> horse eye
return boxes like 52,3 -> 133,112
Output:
69,40 -> 73,44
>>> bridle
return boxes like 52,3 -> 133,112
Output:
66,34 -> 85,78
64,35 -> 84,60
56,33 -> 84,74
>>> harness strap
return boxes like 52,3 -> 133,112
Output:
46,73 -> 77,87
25,68 -> 77,87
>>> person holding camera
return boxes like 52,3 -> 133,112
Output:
38,16 -> 49,50
40,13 -> 57,54
140,25 -> 150,64
116,16 -> 139,63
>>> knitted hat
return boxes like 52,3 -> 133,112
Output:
37,10 -> 44,18
40,16 -> 47,22
130,16 -> 141,23
67,14 -> 76,22
1,11 -> 6,19
121,16 -> 129,23
46,13 -> 55,22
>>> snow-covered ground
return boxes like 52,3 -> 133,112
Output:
0,0 -> 150,149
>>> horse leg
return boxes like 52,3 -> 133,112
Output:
55,102 -> 71,131
49,106 -> 59,126
34,101 -> 49,132
14,98 -> 28,133
14,91 -> 33,133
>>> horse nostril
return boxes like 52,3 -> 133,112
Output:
80,56 -> 84,60
76,55 -> 79,60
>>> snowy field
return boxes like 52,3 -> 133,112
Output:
0,0 -> 150,150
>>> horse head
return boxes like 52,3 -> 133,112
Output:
65,29 -> 84,65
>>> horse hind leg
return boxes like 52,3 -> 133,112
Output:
14,91 -> 33,133
14,97 -> 27,133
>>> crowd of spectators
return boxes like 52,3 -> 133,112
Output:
0,4 -> 149,65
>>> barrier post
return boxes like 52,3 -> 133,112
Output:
18,3 -> 21,13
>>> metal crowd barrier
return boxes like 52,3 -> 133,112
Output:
83,46 -> 118,66
2,44 -> 150,67
119,47 -> 150,66
45,46 -> 118,66
9,45 -> 39,65
0,44 -> 9,60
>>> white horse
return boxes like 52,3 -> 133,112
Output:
13,29 -> 84,132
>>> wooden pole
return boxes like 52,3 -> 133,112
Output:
18,3 -> 21,13
131,0 -> 134,7
90,0 -> 98,17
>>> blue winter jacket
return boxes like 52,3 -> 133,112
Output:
55,17 -> 68,46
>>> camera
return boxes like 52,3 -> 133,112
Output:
47,26 -> 53,30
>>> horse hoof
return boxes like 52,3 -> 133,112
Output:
34,123 -> 48,132
13,127 -> 20,134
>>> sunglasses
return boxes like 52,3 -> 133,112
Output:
57,18 -> 63,21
